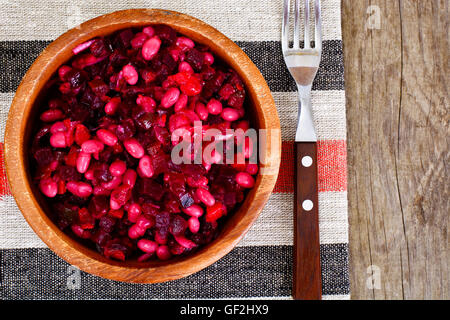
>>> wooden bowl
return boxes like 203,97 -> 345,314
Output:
4,9 -> 280,283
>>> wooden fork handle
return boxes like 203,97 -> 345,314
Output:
293,141 -> 322,300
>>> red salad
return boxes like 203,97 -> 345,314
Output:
31,25 -> 257,261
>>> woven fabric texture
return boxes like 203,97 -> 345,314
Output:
0,0 -> 349,300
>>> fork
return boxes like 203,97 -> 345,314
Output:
282,0 -> 322,300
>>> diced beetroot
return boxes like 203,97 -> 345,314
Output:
141,202 -> 159,216
64,146 -> 79,167
78,208 -> 95,229
138,178 -> 165,201
34,147 -> 55,167
185,48 -> 204,71
116,29 -> 134,48
108,208 -> 124,219
99,215 -> 116,233
153,25 -> 177,45
164,194 -> 181,213
203,70 -> 227,98
140,68 -> 157,84
115,119 -> 136,141
110,185 -> 132,208
89,78 -> 109,97
155,212 -> 171,241
227,91 -> 245,108
169,71 -> 203,96
88,195 -> 109,219
74,124 -> 90,146
91,230 -> 111,247
90,38 -> 110,57
103,245 -> 126,261
135,112 -> 156,131
170,215 -> 187,236
169,240 -> 185,255
218,83 -> 235,100
153,126 -> 170,145
58,165 -> 81,181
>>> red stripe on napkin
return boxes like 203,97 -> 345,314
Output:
0,140 -> 347,197
0,143 -> 11,196
273,140 -> 347,193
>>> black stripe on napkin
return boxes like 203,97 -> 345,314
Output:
0,244 -> 349,299
0,41 -> 50,94
236,40 -> 344,92
0,40 -> 343,93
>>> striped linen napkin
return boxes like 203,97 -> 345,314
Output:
0,0 -> 349,299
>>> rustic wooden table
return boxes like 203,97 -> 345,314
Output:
342,0 -> 448,299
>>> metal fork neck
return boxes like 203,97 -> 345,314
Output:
297,84 -> 312,98
295,86 -> 317,142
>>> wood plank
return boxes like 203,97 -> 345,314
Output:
342,0 -> 448,299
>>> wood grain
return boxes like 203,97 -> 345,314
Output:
342,0 -> 448,299
293,142 -> 321,300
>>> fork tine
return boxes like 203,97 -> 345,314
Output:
293,0 -> 300,49
282,0 -> 290,52
304,0 -> 310,48
314,0 -> 322,51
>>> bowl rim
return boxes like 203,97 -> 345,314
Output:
4,8 -> 281,283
